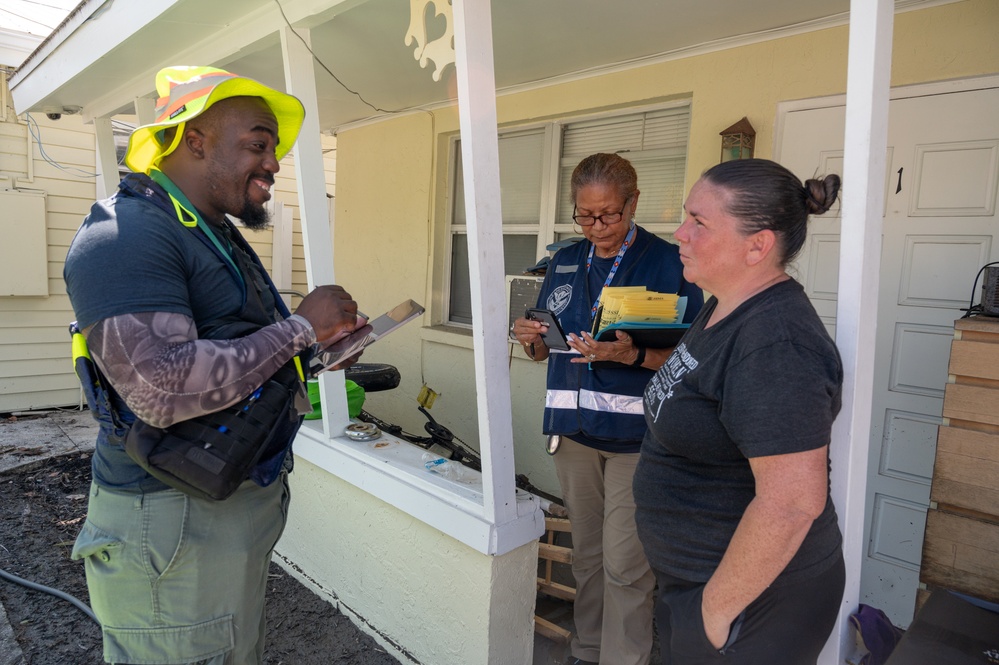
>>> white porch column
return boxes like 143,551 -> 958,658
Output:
452,0 -> 518,527
134,96 -> 155,126
280,25 -> 349,437
93,115 -> 118,199
823,1 -> 894,663
270,200 -> 294,302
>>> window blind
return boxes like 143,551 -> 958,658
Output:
557,105 -> 690,225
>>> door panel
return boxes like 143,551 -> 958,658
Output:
779,86 -> 999,626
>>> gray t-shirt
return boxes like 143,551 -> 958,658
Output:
65,176 -> 278,490
634,279 -> 843,586
67,195 -> 249,335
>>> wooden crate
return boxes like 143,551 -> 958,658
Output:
920,509 -> 999,604
919,316 -> 999,606
930,426 -> 999,516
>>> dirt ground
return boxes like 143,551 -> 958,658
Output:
0,451 -> 400,665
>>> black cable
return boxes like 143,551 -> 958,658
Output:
0,566 -> 99,624
962,261 -> 999,318
272,0 -> 397,116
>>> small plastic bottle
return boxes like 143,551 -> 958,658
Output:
422,452 -> 475,483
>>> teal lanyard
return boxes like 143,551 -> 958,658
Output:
148,169 -> 244,290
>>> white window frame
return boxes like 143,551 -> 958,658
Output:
443,100 -> 692,328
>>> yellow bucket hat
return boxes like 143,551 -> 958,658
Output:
124,66 -> 306,174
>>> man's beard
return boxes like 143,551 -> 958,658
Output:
237,199 -> 271,230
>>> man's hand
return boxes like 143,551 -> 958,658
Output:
294,285 -> 361,347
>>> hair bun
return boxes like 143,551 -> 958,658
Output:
804,174 -> 842,215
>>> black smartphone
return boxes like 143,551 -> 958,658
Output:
525,308 -> 571,351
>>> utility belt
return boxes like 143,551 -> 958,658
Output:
70,323 -> 307,501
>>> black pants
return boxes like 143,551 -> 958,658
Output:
654,553 -> 845,664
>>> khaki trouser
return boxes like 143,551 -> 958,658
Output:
72,473 -> 290,665
555,438 -> 655,665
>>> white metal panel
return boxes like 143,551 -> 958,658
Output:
868,493 -> 926,569
886,323 -> 953,398
0,190 -> 47,296
909,140 -> 999,217
898,235 -> 992,308
878,409 -> 940,485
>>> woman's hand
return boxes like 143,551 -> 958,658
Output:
511,316 -> 550,361
567,330 -> 640,365
701,602 -> 732,650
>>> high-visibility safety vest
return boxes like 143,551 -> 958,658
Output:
537,226 -> 702,447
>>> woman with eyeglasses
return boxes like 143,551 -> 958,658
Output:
634,159 -> 845,664
511,152 -> 702,665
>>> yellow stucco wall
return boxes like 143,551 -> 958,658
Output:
330,0 -> 999,498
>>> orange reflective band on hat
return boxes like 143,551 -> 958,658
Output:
153,71 -> 234,122
124,65 -> 305,174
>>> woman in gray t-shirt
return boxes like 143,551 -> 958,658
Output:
634,159 -> 845,665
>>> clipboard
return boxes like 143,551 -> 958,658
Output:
589,322 -> 690,369
594,322 -> 690,349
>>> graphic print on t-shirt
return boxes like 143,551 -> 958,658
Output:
645,342 -> 698,422
547,284 -> 572,315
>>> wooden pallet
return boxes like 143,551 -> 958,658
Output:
535,516 -> 575,644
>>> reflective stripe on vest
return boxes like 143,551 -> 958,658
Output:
546,388 -> 644,416
546,389 -> 578,410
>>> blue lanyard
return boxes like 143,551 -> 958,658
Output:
586,223 -> 637,318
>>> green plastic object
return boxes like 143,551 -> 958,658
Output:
346,380 -> 365,418
305,379 -> 365,420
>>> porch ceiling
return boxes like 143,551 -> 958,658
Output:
9,0 -> 941,131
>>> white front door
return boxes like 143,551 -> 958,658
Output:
778,85 -> 999,627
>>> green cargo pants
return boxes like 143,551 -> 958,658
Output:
72,473 -> 290,665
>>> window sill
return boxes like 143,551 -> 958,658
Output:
294,419 -> 545,556
419,325 -> 548,363
420,324 -> 474,349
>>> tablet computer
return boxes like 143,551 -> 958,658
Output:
525,307 -> 571,351
310,299 -> 425,374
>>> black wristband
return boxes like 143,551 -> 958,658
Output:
631,346 -> 646,367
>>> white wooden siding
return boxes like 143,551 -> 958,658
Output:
0,113 -> 95,411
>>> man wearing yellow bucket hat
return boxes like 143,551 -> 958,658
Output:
64,66 -> 366,664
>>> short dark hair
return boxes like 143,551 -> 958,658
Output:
702,158 -> 841,266
570,153 -> 638,204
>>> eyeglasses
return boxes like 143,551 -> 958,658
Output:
572,197 -> 632,226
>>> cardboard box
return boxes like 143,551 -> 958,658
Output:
885,590 -> 999,664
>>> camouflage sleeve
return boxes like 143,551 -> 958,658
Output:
85,311 -> 317,428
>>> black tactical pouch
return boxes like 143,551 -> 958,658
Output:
123,361 -> 304,501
